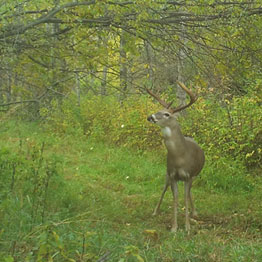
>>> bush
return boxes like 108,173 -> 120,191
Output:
42,91 -> 262,169
41,95 -> 163,150
181,94 -> 262,169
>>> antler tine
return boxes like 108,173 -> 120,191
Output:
145,82 -> 197,113
170,81 -> 198,113
146,88 -> 173,110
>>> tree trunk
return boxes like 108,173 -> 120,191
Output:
145,41 -> 154,84
176,18 -> 187,108
119,30 -> 128,100
75,72 -> 81,107
177,51 -> 186,106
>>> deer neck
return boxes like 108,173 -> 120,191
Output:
161,125 -> 186,155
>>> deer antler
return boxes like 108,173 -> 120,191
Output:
172,81 -> 198,113
146,88 -> 173,109
146,81 -> 197,114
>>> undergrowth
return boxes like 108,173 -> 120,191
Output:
41,93 -> 262,169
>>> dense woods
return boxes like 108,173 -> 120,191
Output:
1,1 -> 262,107
1,1 -> 262,261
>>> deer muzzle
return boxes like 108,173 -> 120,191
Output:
147,114 -> 157,123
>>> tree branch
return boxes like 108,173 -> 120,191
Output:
0,1 -> 96,39
0,100 -> 38,107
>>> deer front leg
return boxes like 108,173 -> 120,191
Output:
170,179 -> 178,233
153,173 -> 170,216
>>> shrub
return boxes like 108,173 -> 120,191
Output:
42,95 -> 163,150
42,91 -> 262,169
181,94 -> 262,169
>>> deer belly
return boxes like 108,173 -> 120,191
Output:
167,156 -> 190,181
169,168 -> 190,181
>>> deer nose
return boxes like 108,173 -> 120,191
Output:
147,115 -> 152,122
147,115 -> 156,123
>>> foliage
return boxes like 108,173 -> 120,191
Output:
1,0 -> 262,118
42,89 -> 262,169
181,85 -> 262,169
1,0 -> 262,260
41,94 -> 163,150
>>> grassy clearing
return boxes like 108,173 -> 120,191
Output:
1,121 -> 262,261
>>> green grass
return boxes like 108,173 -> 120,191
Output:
1,121 -> 262,262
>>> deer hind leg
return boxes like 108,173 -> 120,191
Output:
188,178 -> 197,217
170,179 -> 178,233
153,173 -> 170,216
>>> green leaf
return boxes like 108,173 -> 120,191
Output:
4,256 -> 14,262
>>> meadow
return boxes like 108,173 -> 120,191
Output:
1,117 -> 262,262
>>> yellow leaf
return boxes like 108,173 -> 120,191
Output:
143,229 -> 158,240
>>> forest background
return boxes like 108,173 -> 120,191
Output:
1,1 -> 262,261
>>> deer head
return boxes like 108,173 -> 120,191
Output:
147,81 -> 197,128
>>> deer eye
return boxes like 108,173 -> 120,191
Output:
164,113 -> 170,117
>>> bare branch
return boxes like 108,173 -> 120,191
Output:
0,100 -> 38,107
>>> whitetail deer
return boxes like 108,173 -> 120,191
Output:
147,82 -> 205,233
